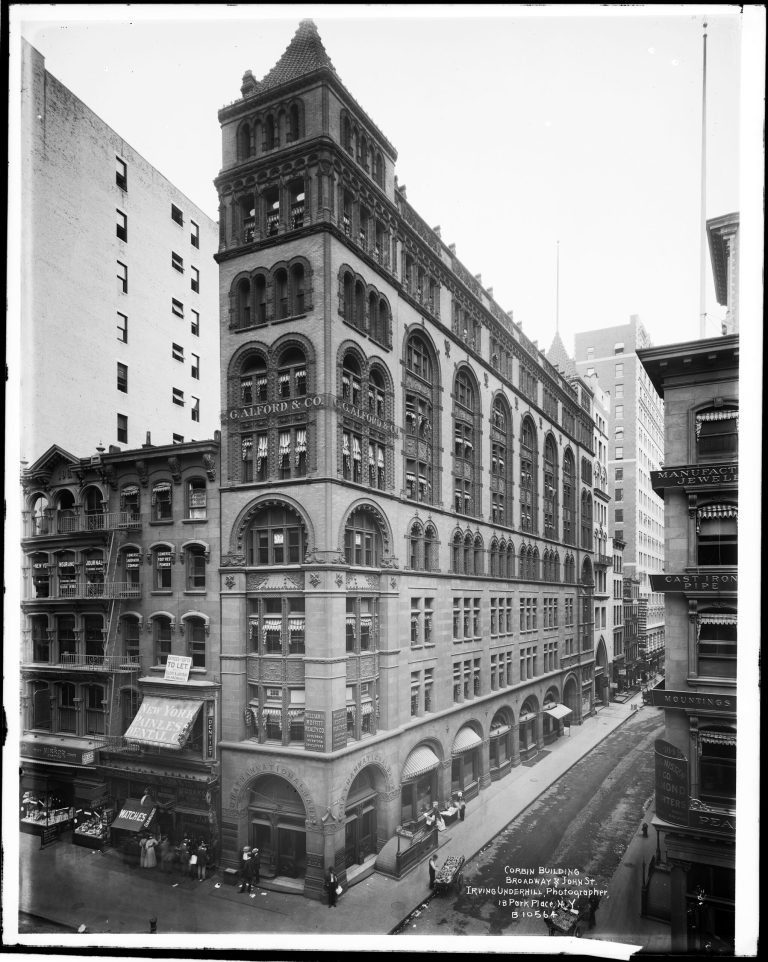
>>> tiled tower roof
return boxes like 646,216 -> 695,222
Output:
547,330 -> 577,379
258,19 -> 339,92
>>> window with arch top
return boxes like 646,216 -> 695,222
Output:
490,396 -> 513,526
543,435 -> 559,539
453,369 -> 480,517
519,416 -> 538,534
562,449 -> 576,546
247,505 -> 307,566
344,508 -> 383,567
404,331 -> 439,505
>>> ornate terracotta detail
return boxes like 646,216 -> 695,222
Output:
202,454 -> 217,481
224,575 -> 236,589
168,456 -> 182,483
309,572 -> 321,588
221,553 -> 246,567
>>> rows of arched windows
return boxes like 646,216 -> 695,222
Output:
339,347 -> 393,491
236,99 -> 304,162
340,110 -> 385,187
231,258 -> 311,330
339,266 -> 392,347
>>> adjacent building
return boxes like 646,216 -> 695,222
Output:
19,438 -> 222,854
19,40 -> 220,459
213,20 -> 601,898
574,317 -> 666,681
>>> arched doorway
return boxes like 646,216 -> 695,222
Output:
518,697 -> 539,759
595,638 -> 609,705
542,687 -> 561,744
247,775 -> 307,880
563,675 -> 580,723
450,725 -> 483,800
343,767 -> 381,868
488,709 -> 514,780
400,743 -> 441,828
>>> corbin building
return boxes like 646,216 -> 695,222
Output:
213,21 -> 604,900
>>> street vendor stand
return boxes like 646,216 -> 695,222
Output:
543,894 -> 596,938
433,854 -> 465,896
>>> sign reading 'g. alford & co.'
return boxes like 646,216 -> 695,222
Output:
654,739 -> 689,826
227,393 -> 399,437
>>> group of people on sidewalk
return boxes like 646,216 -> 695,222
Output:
424,791 -> 466,833
137,833 -> 211,880
238,845 -> 261,895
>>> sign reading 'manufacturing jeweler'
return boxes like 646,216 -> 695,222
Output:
164,655 -> 192,682
645,689 -> 736,712
649,573 -> 737,593
227,393 -> 400,437
651,463 -> 738,488
654,739 -> 689,826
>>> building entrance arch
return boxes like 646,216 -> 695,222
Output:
563,675 -> 580,723
247,774 -> 308,881
343,766 -> 383,868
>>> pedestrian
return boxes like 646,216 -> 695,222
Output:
588,894 -> 600,929
458,792 -> 466,821
144,834 -> 158,869
428,854 -> 438,889
188,840 -> 198,879
251,847 -> 260,886
238,845 -> 252,893
325,867 -> 339,908
139,834 -> 148,869
196,840 -> 208,881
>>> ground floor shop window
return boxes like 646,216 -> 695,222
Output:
489,724 -> 512,774
451,749 -> 479,795
400,773 -> 436,824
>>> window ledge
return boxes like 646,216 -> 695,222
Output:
149,520 -> 174,527
183,590 -> 207,596
182,518 -> 208,525
150,590 -> 173,596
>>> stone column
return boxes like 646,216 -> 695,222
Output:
510,722 -> 521,767
479,737 -> 492,789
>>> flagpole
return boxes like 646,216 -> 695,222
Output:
699,21 -> 708,338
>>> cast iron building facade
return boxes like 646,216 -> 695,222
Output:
214,21 -> 601,899
574,317 -> 666,682
19,40 -> 220,459
19,439 -> 222,850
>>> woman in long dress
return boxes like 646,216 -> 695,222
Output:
144,835 -> 158,869
139,835 -> 148,868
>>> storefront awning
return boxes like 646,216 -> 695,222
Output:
124,696 -> 203,750
451,727 -> 483,755
490,724 -> 511,738
401,745 -> 441,781
110,798 -> 156,832
545,704 -> 573,721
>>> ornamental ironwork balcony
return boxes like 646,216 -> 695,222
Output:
29,581 -> 142,602
25,510 -> 141,538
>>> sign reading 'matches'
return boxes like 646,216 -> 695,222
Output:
651,463 -> 737,488
649,573 -> 737,593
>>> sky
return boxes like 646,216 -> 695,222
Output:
10,3 -> 759,357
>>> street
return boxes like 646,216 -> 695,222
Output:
398,708 -> 663,938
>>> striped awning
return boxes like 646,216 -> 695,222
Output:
700,730 -> 736,746
696,409 -> 738,437
451,727 -> 482,756
401,745 -> 441,781
545,704 -> 573,721
699,613 -> 737,626
697,504 -> 737,521
490,724 -> 511,738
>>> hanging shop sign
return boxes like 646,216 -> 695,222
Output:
645,689 -> 736,713
164,654 -> 193,682
123,696 -> 203,749
688,808 -> 735,835
649,573 -> 737,593
654,739 -> 689,826
21,740 -> 97,766
207,715 -> 214,758
651,464 -> 737,489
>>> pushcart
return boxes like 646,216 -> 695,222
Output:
432,855 -> 465,896
543,894 -> 597,938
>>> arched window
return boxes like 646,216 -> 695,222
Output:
374,151 -> 384,186
474,534 -> 484,575
553,551 -> 561,583
489,538 -> 499,578
344,509 -> 382,567
152,545 -> 174,590
264,113 -> 276,151
543,435 -> 558,539
368,291 -> 378,339
240,355 -> 268,406
187,478 -> 207,520
490,396 -> 513,526
409,522 -> 423,570
121,546 -> 141,588
452,531 -> 463,573
274,268 -> 289,319
235,277 -> 251,329
253,273 -> 267,324
342,115 -> 352,153
289,262 -> 305,313
368,368 -> 386,419
185,616 -> 207,669
153,616 -> 173,666
581,491 -> 593,549
247,506 -> 306,566
340,353 -> 390,491
506,542 -> 515,579
562,449 -> 576,546
289,103 -> 300,141
453,370 -> 479,517
277,347 -> 307,399
404,332 -> 438,505
186,544 -> 207,591
30,493 -> 50,536
122,615 -> 141,663
532,547 -> 540,581
354,280 -> 366,330
120,484 -> 140,521
424,524 -> 439,572
237,121 -> 251,161
341,353 -> 362,406
463,531 -> 473,575
343,271 -> 355,323
56,490 -> 76,533
520,416 -> 538,534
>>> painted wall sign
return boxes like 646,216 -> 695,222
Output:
649,573 -> 737,593
207,715 -> 214,758
688,809 -> 735,834
164,655 -> 193,682
654,739 -> 689,826
651,464 -> 737,488
304,711 -> 325,753
646,690 -> 736,712
331,708 -> 347,752
21,741 -> 97,765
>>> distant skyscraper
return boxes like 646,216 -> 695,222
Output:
19,40 -> 220,459
571,316 -> 666,682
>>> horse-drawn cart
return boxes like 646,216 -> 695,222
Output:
433,855 -> 465,896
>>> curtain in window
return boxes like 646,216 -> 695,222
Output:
352,437 -> 361,461
295,428 -> 307,465
242,437 -> 253,461
256,435 -> 268,470
279,432 -> 291,456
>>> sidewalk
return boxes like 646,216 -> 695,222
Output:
18,693 -> 663,943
